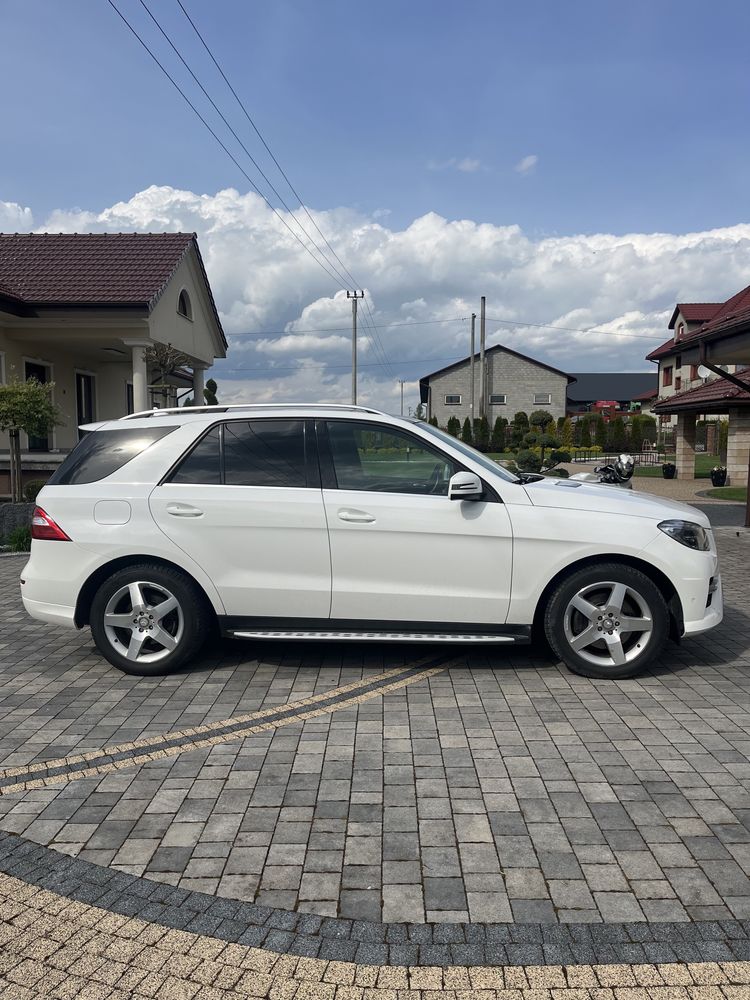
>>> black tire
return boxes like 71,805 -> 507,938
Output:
90,563 -> 211,676
543,562 -> 669,679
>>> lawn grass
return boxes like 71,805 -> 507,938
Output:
703,486 -> 748,502
633,453 -> 721,478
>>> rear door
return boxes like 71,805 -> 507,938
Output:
149,418 -> 331,618
319,419 -> 514,625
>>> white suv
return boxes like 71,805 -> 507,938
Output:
21,403 -> 722,679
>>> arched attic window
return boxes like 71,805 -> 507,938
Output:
177,289 -> 193,320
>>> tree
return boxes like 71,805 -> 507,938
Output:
510,411 -> 528,448
490,416 -> 507,452
446,415 -> 461,437
0,379 -> 61,503
594,415 -> 607,450
461,417 -> 473,445
610,416 -> 627,452
428,415 -> 438,427
142,342 -> 191,407
560,417 -> 574,451
529,409 -> 553,430
204,378 -> 219,406
515,449 -> 542,473
579,416 -> 592,448
630,414 -> 643,452
413,403 -> 426,421
473,415 -> 490,452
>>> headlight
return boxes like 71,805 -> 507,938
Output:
658,519 -> 710,551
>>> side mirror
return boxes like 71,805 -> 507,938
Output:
448,471 -> 483,501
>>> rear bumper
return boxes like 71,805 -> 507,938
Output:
21,594 -> 77,628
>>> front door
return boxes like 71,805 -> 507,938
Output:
319,419 -> 513,625
149,418 -> 331,619
76,373 -> 96,438
25,362 -> 50,452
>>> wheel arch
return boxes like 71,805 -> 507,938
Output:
74,555 -> 218,628
532,554 -> 683,641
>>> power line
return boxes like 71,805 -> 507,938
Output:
228,317 -> 469,337
215,353 -> 463,375
175,0 -> 360,291
173,0 -> 398,377
486,316 -> 663,341
106,0 -> 345,287
135,0 -> 355,290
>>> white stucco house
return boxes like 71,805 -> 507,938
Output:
0,232 -> 226,494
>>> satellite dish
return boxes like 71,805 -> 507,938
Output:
697,365 -> 712,379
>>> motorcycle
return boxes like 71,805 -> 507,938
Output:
569,453 -> 635,489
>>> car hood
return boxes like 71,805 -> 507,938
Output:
520,477 -> 711,527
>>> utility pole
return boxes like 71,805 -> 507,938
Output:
347,291 -> 364,404
479,296 -> 486,420
398,379 -> 405,416
469,312 -> 476,421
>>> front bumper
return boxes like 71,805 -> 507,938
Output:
682,573 -> 723,636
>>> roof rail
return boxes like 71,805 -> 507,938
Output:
121,403 -> 384,420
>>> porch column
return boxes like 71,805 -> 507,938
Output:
129,343 -> 149,413
675,412 -> 696,479
192,364 -> 207,405
726,407 -> 750,487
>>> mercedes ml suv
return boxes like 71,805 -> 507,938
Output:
21,404 -> 722,679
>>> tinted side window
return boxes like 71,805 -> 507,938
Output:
47,427 -> 177,486
224,420 -> 306,487
170,426 -> 221,485
326,421 -> 456,495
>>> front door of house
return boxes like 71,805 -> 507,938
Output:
25,362 -> 50,452
76,373 -> 96,438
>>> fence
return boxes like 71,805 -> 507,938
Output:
573,450 -> 667,466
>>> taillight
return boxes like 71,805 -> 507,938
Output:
31,507 -> 71,542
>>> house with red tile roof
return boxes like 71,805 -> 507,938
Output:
0,233 -> 226,493
651,284 -> 750,493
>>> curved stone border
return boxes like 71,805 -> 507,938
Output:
2,832 -> 749,969
3,870 -> 749,999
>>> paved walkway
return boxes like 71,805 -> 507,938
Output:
0,534 -> 749,996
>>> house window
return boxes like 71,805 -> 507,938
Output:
675,376 -> 682,391
663,366 -> 673,387
533,393 -> 551,405
677,323 -> 684,339
675,354 -> 682,369
690,364 -> 699,380
177,289 -> 193,320
489,394 -> 507,405
444,394 -> 461,405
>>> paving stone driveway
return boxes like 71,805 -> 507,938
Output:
0,532 -> 749,930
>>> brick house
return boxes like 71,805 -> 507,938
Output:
0,233 -> 226,494
419,344 -> 572,426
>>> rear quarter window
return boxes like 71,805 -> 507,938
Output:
47,427 -> 177,485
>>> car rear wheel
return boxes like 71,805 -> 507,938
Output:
544,563 -> 669,679
90,564 -> 209,675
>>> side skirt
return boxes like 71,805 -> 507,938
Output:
218,617 -> 532,645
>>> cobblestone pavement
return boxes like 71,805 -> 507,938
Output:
1,532 -> 750,995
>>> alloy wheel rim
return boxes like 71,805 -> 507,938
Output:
563,580 -> 653,669
103,581 -> 184,664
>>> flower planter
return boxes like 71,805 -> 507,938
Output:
710,468 -> 727,487
662,463 -> 676,480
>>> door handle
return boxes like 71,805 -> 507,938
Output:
165,503 -> 204,517
337,508 -> 375,523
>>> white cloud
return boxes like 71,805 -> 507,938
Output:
0,200 -> 34,231
456,158 -> 481,173
24,183 -> 750,413
427,157 -> 482,173
515,154 -> 538,175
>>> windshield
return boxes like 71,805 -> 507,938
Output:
415,421 -> 520,483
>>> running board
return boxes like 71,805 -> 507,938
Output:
228,630 -> 527,644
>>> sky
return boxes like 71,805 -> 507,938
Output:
2,0 -> 750,412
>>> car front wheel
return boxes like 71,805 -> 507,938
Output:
544,563 -> 670,679
90,563 -> 210,675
